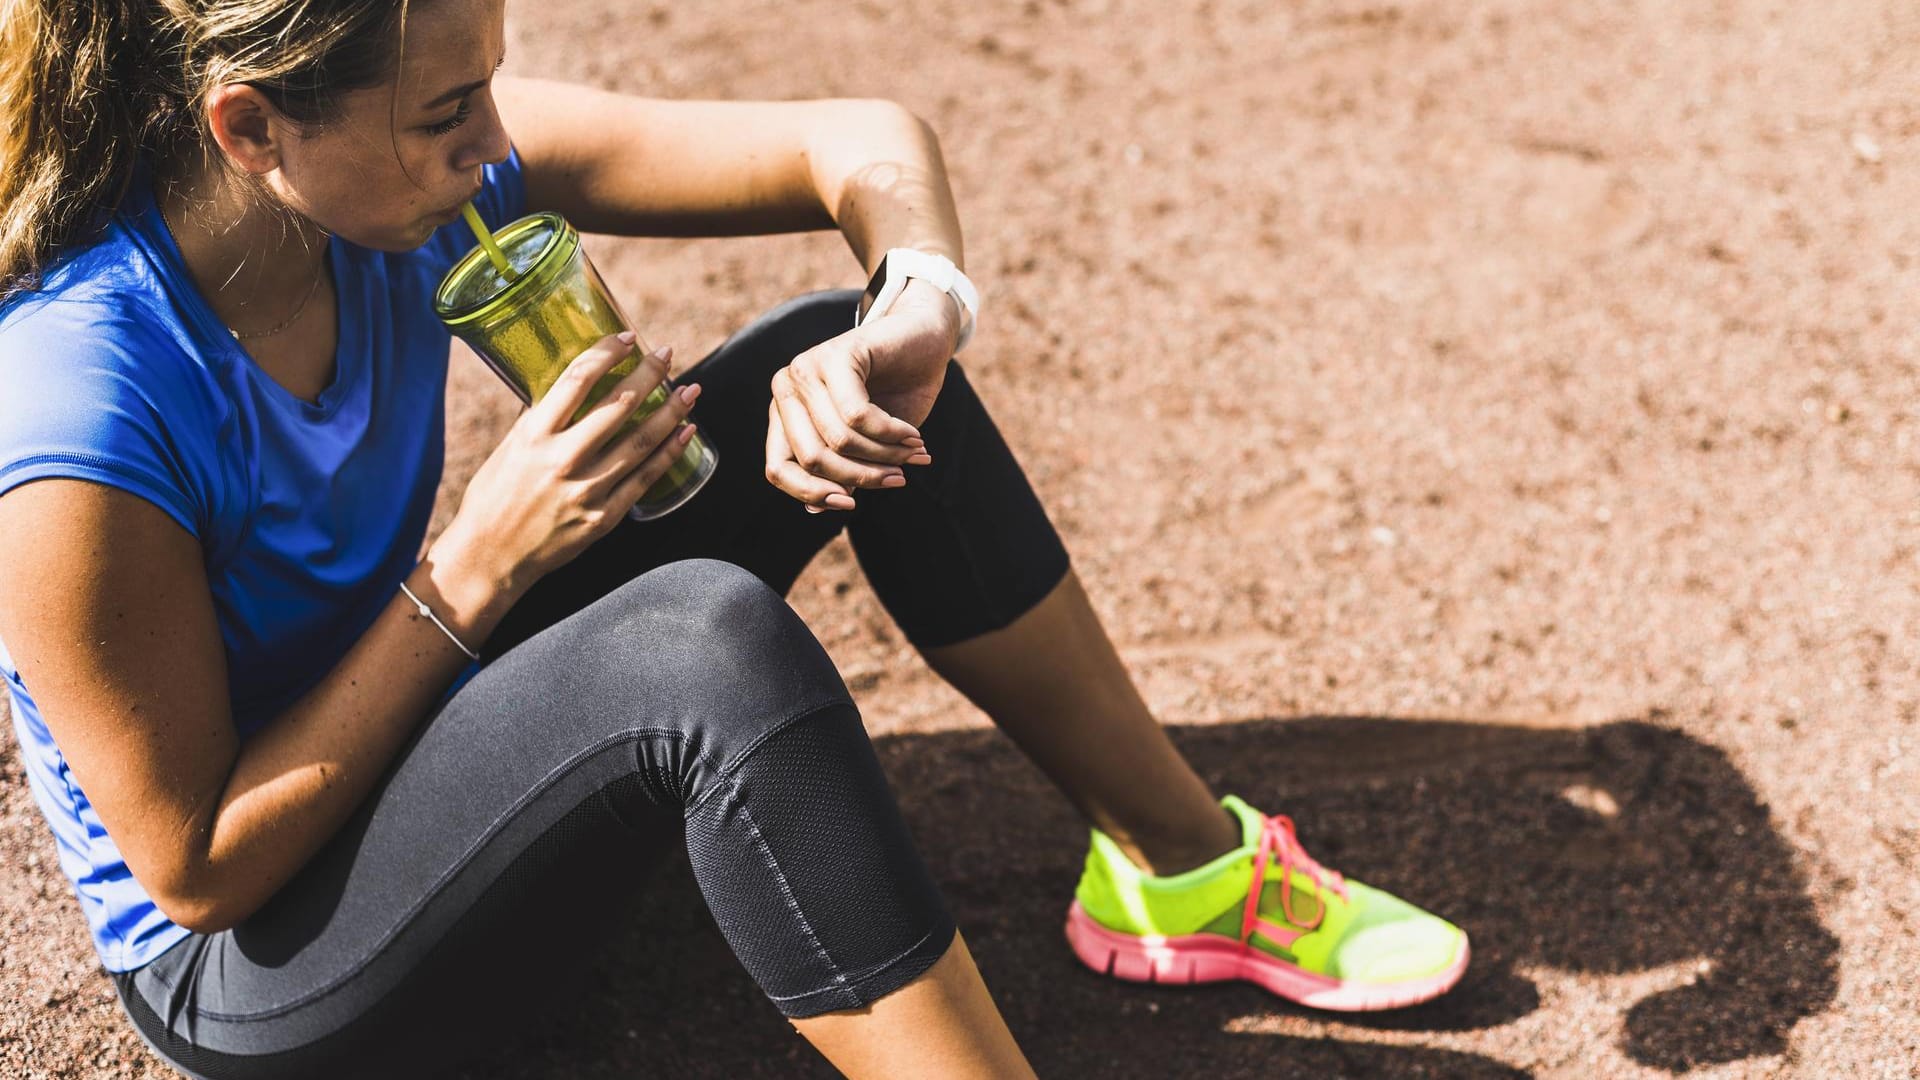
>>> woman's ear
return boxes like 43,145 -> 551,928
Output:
203,84 -> 289,175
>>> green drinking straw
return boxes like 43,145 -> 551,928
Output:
461,201 -> 516,281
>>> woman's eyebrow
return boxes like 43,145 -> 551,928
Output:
421,56 -> 507,110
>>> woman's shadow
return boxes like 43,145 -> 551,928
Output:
466,715 -> 1837,1079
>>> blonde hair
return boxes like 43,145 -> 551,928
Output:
0,0 -> 410,300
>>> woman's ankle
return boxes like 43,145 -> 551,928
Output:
1107,804 -> 1245,878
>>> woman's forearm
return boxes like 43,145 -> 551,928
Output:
496,80 -> 964,274
802,103 -> 966,276
174,533 -> 523,931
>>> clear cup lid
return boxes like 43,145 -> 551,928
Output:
433,212 -> 568,321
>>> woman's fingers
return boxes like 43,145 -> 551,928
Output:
793,367 -> 905,465
606,421 -> 700,513
580,379 -> 701,496
814,351 -> 925,447
770,367 -> 907,490
766,399 -> 855,513
561,345 -> 675,454
533,332 -> 639,434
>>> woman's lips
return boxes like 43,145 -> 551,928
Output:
434,187 -> 486,223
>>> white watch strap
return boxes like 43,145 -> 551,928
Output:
856,248 -> 981,353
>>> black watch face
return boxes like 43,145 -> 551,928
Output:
858,252 -> 891,324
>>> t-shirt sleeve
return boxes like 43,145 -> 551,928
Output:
0,303 -> 212,540
418,142 -> 530,273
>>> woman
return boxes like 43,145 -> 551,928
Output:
0,0 -> 1469,1075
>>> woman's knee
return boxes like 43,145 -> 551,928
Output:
600,558 -> 831,667
574,558 -> 852,735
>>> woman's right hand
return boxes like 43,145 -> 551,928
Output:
435,331 -> 701,596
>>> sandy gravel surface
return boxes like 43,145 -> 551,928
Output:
5,0 -> 1918,1076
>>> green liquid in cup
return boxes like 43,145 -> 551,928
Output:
467,241 -> 709,479
434,211 -> 714,519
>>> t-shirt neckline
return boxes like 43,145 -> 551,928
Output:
130,164 -> 359,421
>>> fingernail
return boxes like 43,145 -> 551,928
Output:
806,505 -> 822,514
678,384 -> 701,405
826,495 -> 856,510
907,453 -> 933,465
616,331 -> 636,345
880,474 -> 907,488
657,344 -> 674,362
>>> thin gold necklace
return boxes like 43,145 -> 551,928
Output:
157,197 -> 326,341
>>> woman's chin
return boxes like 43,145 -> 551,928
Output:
332,202 -> 471,250
346,220 -> 449,253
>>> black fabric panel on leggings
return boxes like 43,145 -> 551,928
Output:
844,360 -> 1073,650
114,775 -> 674,1080
684,706 -> 954,1017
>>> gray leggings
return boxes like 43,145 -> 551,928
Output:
111,290 -> 1074,1079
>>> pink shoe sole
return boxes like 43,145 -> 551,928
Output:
1064,900 -> 1470,1012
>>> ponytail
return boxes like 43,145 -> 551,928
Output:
1,0 -> 148,299
0,0 -> 408,301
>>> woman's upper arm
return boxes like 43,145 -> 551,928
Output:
492,75 -> 915,237
0,478 -> 235,922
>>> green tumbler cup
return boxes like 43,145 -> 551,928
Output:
433,212 -> 715,521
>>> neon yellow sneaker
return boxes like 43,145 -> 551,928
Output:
1065,795 -> 1469,1010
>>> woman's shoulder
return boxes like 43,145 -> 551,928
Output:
1,216 -> 189,367
3,156 -> 204,353
0,231 -> 227,534
0,282 -> 207,443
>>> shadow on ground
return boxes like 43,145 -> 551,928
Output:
457,716 -> 1837,1079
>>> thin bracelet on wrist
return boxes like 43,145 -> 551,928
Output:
398,580 -> 481,661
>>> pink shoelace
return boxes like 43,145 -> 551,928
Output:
1239,812 -> 1350,949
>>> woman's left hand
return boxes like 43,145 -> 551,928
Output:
765,279 -> 963,513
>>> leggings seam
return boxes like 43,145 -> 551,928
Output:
183,697 -> 853,1024
735,798 -> 848,993
683,697 -> 857,816
765,920 -> 949,1008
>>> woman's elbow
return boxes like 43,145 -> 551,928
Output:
152,890 -> 241,935
145,868 -> 247,934
841,98 -> 936,143
892,102 -> 941,144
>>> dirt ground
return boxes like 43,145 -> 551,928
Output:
5,0 -> 1918,1076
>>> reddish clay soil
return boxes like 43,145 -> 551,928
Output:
6,0 -> 1919,1076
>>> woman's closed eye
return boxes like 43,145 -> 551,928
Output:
426,57 -> 505,136
426,100 -> 471,136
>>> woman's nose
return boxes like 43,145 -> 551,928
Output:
456,93 -> 514,170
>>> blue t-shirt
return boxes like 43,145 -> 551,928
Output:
0,149 -> 525,971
